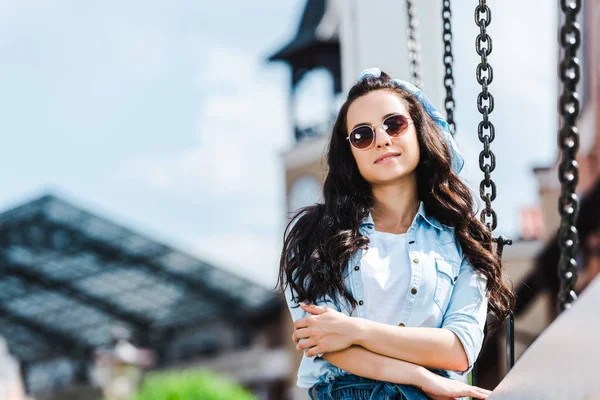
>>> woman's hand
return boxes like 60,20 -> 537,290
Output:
292,303 -> 356,357
416,370 -> 492,400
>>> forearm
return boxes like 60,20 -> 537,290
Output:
322,345 -> 429,387
354,319 -> 469,372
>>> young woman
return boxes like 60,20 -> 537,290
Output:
278,68 -> 514,400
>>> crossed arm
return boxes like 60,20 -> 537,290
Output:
320,344 -> 427,387
289,257 -> 488,377
295,304 -> 469,373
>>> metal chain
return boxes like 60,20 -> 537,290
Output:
474,0 -> 515,375
557,0 -> 582,313
406,0 -> 423,88
475,0 -> 497,231
442,0 -> 456,136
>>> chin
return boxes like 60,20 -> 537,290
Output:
367,169 -> 414,184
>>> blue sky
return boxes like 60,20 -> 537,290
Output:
0,0 -> 559,288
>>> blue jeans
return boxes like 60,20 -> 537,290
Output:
308,369 -> 451,400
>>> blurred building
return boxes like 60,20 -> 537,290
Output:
271,0 -> 600,397
0,194 -> 288,400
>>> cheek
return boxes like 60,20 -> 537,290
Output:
408,138 -> 421,164
351,149 -> 370,174
403,132 -> 420,164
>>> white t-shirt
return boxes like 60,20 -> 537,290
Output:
360,229 -> 411,326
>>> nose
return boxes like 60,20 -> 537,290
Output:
375,124 -> 392,148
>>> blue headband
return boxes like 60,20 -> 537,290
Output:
357,67 -> 464,175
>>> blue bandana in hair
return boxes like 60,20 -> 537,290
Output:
357,67 -> 464,175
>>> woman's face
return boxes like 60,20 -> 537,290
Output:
346,89 -> 420,185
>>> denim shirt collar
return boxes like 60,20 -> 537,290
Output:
359,201 -> 443,235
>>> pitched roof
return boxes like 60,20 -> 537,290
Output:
0,194 -> 279,368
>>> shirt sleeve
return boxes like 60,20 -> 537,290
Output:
441,256 -> 489,375
283,283 -> 339,360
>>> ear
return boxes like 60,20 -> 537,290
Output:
299,303 -> 328,315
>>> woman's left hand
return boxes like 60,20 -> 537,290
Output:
292,303 -> 356,357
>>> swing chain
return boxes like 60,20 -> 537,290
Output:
406,0 -> 423,88
442,0 -> 456,136
475,0 -> 497,231
557,0 -> 581,312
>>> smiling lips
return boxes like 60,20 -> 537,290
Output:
374,152 -> 402,164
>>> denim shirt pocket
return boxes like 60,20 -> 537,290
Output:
433,258 -> 457,313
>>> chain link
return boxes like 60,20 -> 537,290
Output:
475,0 -> 497,231
442,0 -> 456,136
473,0 -> 515,375
557,0 -> 581,313
406,0 -> 423,88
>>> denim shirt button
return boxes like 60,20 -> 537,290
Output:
359,300 -> 364,306
354,265 -> 360,271
412,258 -> 420,264
411,287 -> 418,295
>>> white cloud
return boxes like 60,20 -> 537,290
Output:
114,47 -> 301,286
120,145 -> 251,196
119,47 -> 293,198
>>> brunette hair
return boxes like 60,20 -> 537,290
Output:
277,71 -> 514,330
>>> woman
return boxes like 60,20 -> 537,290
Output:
278,68 -> 514,400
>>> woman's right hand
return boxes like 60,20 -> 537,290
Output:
417,370 -> 492,400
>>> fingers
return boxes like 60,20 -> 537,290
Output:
291,327 -> 311,343
449,382 -> 491,400
292,304 -> 329,330
294,338 -> 322,357
295,337 -> 317,351
293,316 -> 311,330
467,385 -> 492,399
299,303 -> 328,315
305,346 -> 323,358
472,385 -> 492,398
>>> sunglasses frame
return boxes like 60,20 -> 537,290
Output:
346,113 -> 413,150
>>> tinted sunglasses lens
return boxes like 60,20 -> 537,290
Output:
383,115 -> 409,136
349,127 -> 374,149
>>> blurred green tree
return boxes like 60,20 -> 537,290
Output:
130,369 -> 257,400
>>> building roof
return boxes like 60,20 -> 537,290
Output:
269,0 -> 336,61
0,194 -> 279,386
268,0 -> 342,93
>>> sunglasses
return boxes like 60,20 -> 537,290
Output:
346,114 -> 412,150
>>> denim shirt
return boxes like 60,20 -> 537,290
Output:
284,201 -> 489,388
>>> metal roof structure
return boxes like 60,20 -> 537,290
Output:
268,0 -> 342,93
0,194 -> 280,393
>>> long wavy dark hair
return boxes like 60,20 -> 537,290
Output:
277,71 -> 514,330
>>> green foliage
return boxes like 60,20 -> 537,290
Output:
131,369 -> 257,400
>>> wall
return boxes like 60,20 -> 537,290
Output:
338,0 -> 444,107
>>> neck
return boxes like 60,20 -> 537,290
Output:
370,174 -> 419,234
